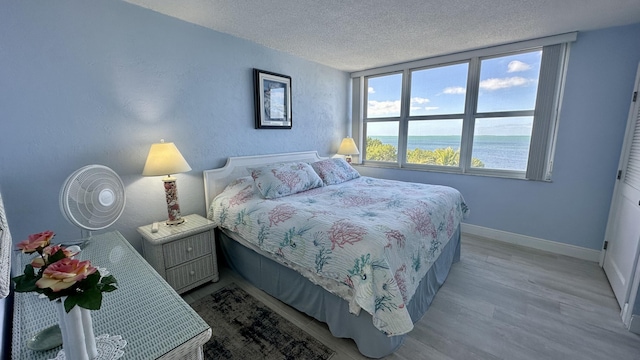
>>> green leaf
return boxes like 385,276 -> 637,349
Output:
100,284 -> 118,293
48,249 -> 67,263
12,273 -> 38,293
24,264 -> 35,278
64,296 -> 79,313
75,288 -> 102,310
100,275 -> 118,286
11,274 -> 24,284
46,291 -> 63,302
79,272 -> 101,289
97,275 -> 118,293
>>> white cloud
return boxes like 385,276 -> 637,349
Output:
479,77 -> 532,90
410,105 -> 440,115
443,86 -> 466,94
368,86 -> 375,94
367,100 -> 401,116
410,97 -> 430,104
409,98 -> 438,113
507,60 -> 532,73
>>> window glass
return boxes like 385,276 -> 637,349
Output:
471,117 -> 533,170
366,73 -> 403,118
406,120 -> 463,166
365,121 -> 399,162
410,63 -> 468,116
477,51 -> 542,113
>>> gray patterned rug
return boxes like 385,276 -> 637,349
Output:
190,283 -> 335,360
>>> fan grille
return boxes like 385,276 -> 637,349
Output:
60,165 -> 126,231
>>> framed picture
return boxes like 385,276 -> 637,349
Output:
254,69 -> 292,129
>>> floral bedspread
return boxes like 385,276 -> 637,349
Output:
209,176 -> 468,336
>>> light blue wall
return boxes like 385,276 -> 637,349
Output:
356,22 -> 640,251
0,1 -> 350,251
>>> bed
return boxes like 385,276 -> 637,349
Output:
203,151 -> 468,358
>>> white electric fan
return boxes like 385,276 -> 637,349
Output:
59,165 -> 126,246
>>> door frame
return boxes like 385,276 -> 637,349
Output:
600,62 -> 640,328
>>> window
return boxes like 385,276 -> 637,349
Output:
367,73 -> 402,118
353,33 -> 575,180
405,62 -> 467,167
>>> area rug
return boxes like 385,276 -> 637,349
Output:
190,283 -> 335,360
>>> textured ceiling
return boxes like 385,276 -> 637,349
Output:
123,0 -> 640,72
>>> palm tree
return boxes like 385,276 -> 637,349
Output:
368,137 -> 485,167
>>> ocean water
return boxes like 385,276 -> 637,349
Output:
369,135 -> 530,170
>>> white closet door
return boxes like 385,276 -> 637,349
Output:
603,63 -> 640,314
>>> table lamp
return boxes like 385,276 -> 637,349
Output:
337,137 -> 360,164
142,139 -> 192,225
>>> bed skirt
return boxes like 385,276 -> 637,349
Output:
218,225 -> 461,358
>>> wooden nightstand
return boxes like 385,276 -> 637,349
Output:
138,214 -> 219,294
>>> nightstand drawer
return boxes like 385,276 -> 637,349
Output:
166,254 -> 215,291
163,231 -> 212,268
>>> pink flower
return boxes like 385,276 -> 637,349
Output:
36,258 -> 97,292
30,245 -> 79,268
16,231 -> 55,254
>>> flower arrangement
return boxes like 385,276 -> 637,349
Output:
12,231 -> 117,313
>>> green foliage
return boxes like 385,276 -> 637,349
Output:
12,265 -> 38,293
470,157 -> 485,168
407,147 -> 459,166
365,137 -> 397,162
366,137 -> 485,167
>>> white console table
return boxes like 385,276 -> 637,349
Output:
12,231 -> 211,359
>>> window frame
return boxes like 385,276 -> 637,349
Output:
352,33 -> 575,181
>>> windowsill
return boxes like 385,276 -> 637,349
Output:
352,162 -> 551,182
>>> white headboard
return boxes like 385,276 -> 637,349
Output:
203,151 -> 325,218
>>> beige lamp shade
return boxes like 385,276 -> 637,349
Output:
142,140 -> 192,176
337,137 -> 360,156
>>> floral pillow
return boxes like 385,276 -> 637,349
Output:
311,158 -> 360,185
248,162 -> 323,199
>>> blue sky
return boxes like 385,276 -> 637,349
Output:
366,50 -> 542,136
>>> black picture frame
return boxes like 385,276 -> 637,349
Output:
254,69 -> 292,129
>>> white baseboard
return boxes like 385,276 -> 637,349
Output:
461,223 -> 601,262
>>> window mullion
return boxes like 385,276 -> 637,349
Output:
460,58 -> 480,173
361,77 -> 369,163
398,69 -> 411,167
352,77 -> 364,163
475,110 -> 534,118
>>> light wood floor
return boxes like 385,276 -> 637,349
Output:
182,234 -> 640,359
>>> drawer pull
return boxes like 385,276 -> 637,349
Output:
190,270 -> 195,276
186,247 -> 193,252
